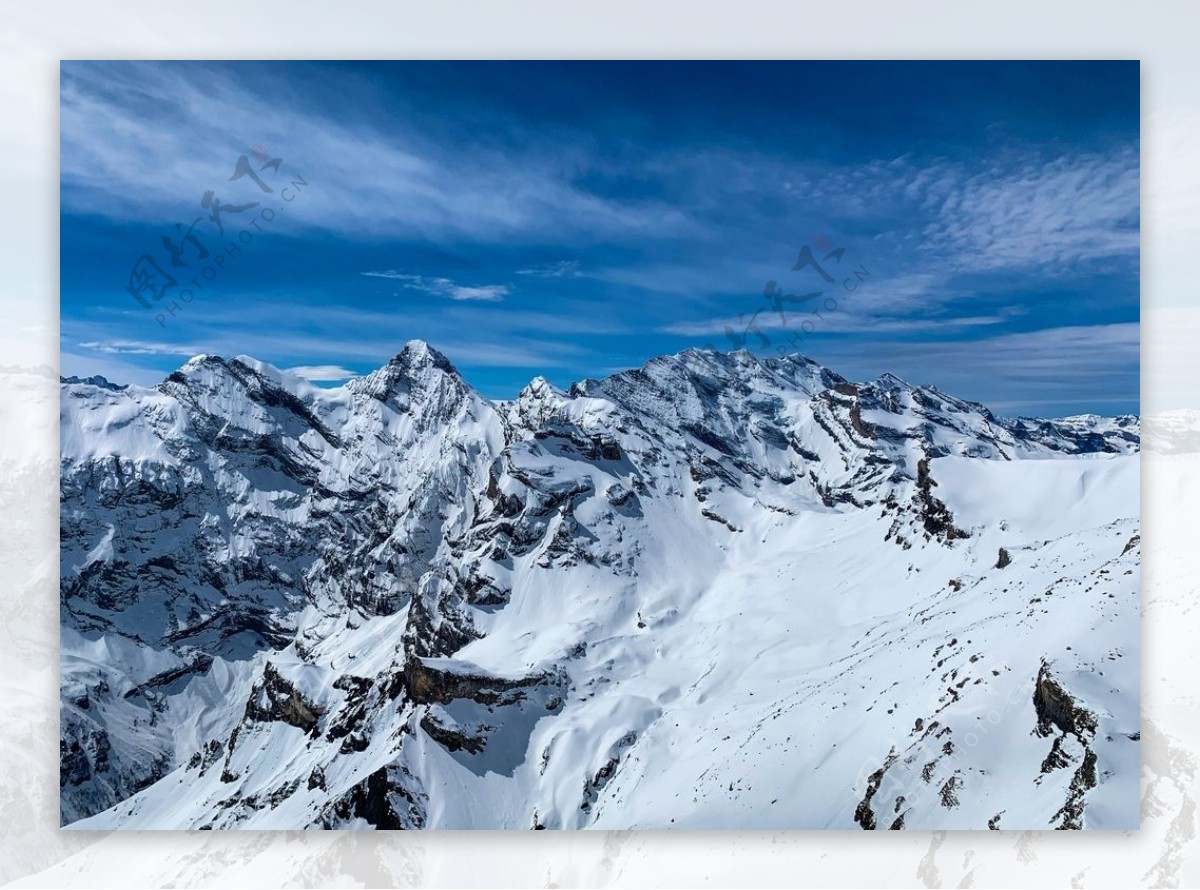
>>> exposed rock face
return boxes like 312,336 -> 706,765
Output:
854,748 -> 898,829
316,764 -> 426,830
1034,662 -> 1098,740
913,456 -> 969,542
402,657 -> 552,707
1033,662 -> 1102,830
243,662 -> 323,734
59,343 -> 1140,829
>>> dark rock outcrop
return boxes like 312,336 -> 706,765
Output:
402,657 -> 548,707
243,662 -> 323,734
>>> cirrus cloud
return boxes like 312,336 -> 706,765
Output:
284,364 -> 357,382
362,271 -> 510,302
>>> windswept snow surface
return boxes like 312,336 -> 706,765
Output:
60,344 -> 1139,829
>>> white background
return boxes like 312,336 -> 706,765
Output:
2,2 -> 1198,886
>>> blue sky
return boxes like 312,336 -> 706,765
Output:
60,61 -> 1139,415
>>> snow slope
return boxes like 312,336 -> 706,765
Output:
59,343 -> 1139,829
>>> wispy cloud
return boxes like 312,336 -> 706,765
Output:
797,322 -> 1139,416
659,313 -> 1009,338
59,63 -> 693,245
920,150 -> 1140,273
62,301 -> 589,379
77,339 -> 199,356
787,149 -> 1139,275
285,364 -> 357,382
516,260 -> 582,279
362,272 -> 509,302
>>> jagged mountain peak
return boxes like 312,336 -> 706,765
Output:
518,375 -> 561,398
591,345 -> 773,399
163,353 -> 258,392
181,352 -> 219,367
162,351 -> 300,406
159,352 -> 249,401
349,340 -> 467,407
764,351 -> 824,369
505,375 -> 572,439
659,345 -> 762,373
390,339 -> 457,374
873,371 -> 910,390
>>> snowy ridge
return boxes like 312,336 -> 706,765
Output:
60,342 -> 1139,829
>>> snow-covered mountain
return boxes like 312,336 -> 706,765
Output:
59,343 -> 1139,830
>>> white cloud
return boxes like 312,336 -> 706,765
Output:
920,150 -> 1140,273
77,339 -> 199,356
516,260 -> 582,278
789,149 -> 1139,276
58,63 -> 693,245
660,313 -> 1010,342
284,364 -> 357,382
362,272 -> 509,302
796,321 -> 1139,416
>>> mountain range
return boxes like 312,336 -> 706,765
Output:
59,342 -> 1140,829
